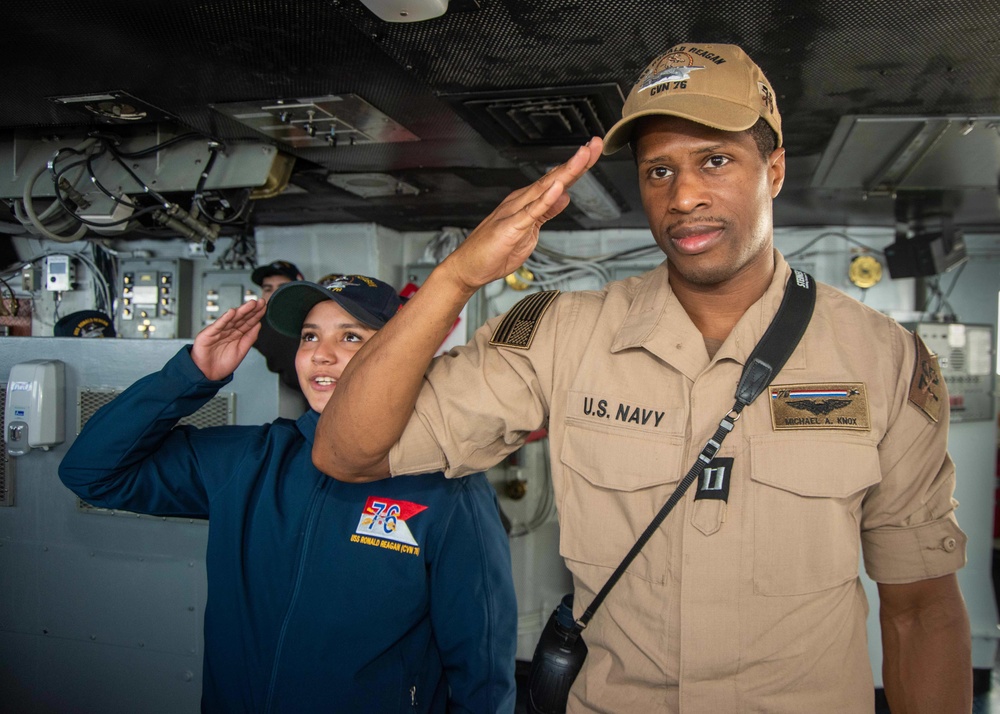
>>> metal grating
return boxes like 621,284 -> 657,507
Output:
75,387 -> 235,519
0,384 -> 15,507
77,388 -> 235,432
443,84 -> 624,150
949,347 -> 966,372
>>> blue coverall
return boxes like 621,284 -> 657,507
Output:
59,347 -> 517,713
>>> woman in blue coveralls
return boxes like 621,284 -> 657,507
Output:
59,275 -> 517,714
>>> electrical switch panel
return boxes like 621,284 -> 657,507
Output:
118,259 -> 192,339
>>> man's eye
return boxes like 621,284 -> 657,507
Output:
301,332 -> 317,342
706,155 -> 730,168
344,332 -> 363,343
651,166 -> 671,179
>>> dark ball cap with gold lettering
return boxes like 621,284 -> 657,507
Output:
266,274 -> 404,337
602,43 -> 782,155
54,310 -> 116,338
251,260 -> 303,286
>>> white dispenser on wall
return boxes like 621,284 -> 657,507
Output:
5,360 -> 65,456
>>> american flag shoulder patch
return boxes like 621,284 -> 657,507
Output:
489,290 -> 560,349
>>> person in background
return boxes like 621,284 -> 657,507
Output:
251,259 -> 304,394
253,259 -> 303,303
312,43 -> 971,713
59,274 -> 518,713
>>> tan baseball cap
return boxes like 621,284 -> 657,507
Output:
603,43 -> 782,154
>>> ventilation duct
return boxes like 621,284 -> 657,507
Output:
443,84 -> 623,156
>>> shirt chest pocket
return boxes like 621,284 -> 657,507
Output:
750,438 -> 880,596
559,422 -> 685,584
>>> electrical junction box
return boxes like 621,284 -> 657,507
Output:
75,193 -> 135,232
911,322 -> 995,422
118,258 -> 192,339
201,270 -> 256,327
44,254 -> 76,291
21,264 -> 40,292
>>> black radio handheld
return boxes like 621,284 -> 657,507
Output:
526,595 -> 587,714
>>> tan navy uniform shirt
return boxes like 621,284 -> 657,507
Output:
390,251 -> 967,713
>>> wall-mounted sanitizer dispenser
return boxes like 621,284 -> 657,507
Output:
5,360 -> 65,456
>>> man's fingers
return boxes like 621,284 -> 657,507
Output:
506,144 -> 599,230
502,139 -> 603,214
538,192 -> 573,224
513,181 -> 568,229
543,138 -> 603,191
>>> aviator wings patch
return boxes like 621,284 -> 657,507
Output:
769,383 -> 870,430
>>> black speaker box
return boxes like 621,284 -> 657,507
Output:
884,229 -> 968,278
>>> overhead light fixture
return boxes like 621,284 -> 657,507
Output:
559,170 -> 621,221
358,0 -> 448,22
211,94 -> 419,149
49,91 -> 177,124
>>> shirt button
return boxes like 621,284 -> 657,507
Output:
941,537 -> 957,552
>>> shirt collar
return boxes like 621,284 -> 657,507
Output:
611,251 -> 806,379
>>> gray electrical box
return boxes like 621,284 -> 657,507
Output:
118,258 -> 192,339
44,254 -> 76,291
201,270 -> 256,328
912,322 -> 995,422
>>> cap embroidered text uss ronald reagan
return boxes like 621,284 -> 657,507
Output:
602,43 -> 782,154
266,274 -> 404,337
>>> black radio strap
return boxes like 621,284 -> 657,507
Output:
574,269 -> 816,633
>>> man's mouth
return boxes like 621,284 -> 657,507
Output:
669,225 -> 723,254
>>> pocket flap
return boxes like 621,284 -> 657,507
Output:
561,422 -> 684,492
751,437 -> 879,497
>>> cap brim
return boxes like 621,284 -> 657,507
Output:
602,95 -> 763,154
266,282 -> 387,337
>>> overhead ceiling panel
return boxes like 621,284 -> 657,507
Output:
4,0 -> 1000,231
811,115 -> 1000,192
211,94 -> 420,149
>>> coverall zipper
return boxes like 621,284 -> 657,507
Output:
263,477 -> 329,712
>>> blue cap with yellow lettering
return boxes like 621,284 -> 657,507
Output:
266,274 -> 404,337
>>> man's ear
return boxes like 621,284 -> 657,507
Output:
768,146 -> 786,198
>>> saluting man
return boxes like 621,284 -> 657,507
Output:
313,43 -> 971,713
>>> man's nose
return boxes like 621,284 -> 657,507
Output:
669,171 -> 711,213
